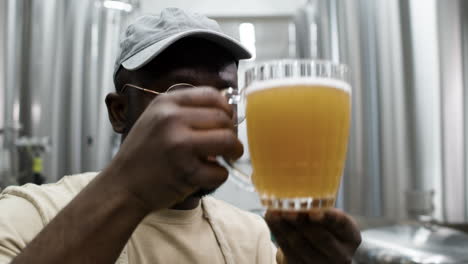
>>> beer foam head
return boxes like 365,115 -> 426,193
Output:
245,77 -> 352,95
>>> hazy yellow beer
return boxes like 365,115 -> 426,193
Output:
246,79 -> 351,208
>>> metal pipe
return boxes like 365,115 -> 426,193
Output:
462,0 -> 468,221
0,0 -> 5,135
4,0 -> 22,149
438,0 -> 465,223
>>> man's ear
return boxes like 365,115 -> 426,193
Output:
105,92 -> 128,134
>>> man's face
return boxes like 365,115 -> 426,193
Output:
124,39 -> 238,134
118,39 -> 238,197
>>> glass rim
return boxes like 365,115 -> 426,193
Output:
242,59 -> 351,90
244,59 -> 349,73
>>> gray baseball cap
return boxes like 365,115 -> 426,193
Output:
114,8 -> 252,79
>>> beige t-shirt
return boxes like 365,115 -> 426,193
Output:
0,172 -> 277,264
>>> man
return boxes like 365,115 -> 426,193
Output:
0,8 -> 361,264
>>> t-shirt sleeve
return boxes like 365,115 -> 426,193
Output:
0,194 -> 44,263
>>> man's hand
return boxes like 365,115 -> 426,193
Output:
266,209 -> 361,264
109,87 -> 243,212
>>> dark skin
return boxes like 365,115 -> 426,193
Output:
11,38 -> 360,264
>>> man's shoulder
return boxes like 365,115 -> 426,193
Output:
0,172 -> 98,223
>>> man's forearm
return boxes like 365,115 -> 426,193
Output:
11,167 -> 149,264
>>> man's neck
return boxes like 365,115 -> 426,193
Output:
170,196 -> 201,210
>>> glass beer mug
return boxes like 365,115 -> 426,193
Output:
219,59 -> 352,211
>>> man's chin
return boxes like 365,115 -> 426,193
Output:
192,188 -> 217,198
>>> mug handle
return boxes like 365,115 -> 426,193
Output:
216,157 -> 255,192
216,88 -> 255,192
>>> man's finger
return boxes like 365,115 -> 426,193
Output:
295,221 -> 353,263
266,217 -> 306,264
187,160 -> 229,190
191,129 -> 244,160
322,209 -> 361,246
276,211 -> 355,263
179,107 -> 235,130
169,87 -> 233,117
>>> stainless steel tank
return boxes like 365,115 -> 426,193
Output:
355,224 -> 468,263
0,0 -> 139,185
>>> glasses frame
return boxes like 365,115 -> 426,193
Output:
121,83 -> 197,96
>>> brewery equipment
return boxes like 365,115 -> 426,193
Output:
0,0 -> 140,185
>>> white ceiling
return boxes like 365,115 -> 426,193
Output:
139,0 -> 307,17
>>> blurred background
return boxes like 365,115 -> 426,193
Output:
2,0 -> 468,262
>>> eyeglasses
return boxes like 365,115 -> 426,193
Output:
121,83 -> 197,96
122,82 -> 244,125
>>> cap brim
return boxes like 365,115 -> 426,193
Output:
122,29 -> 252,71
